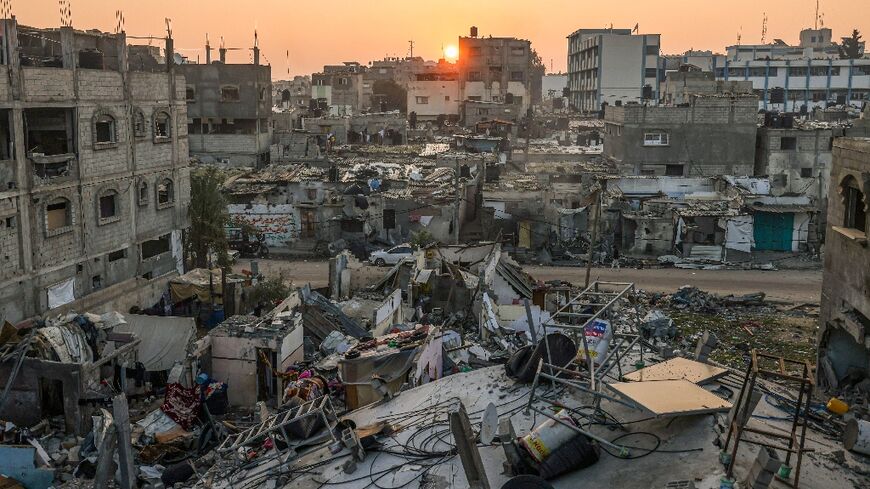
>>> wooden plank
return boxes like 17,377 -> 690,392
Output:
622,357 -> 728,384
607,379 -> 732,417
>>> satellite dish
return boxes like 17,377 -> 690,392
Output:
480,402 -> 499,445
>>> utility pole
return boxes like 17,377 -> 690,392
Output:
584,182 -> 602,288
454,159 -> 461,244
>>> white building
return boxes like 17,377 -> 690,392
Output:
407,77 -> 460,121
567,28 -> 662,113
668,29 -> 870,112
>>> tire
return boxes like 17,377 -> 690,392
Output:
374,258 -> 386,266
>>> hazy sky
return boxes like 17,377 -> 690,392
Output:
14,0 -> 868,78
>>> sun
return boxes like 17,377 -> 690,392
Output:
444,45 -> 459,61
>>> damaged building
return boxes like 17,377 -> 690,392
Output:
0,20 -> 190,323
178,47 -> 272,168
603,75 -> 758,177
817,137 -> 870,398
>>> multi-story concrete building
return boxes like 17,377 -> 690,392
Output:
457,28 -> 533,120
603,81 -> 758,177
178,52 -> 272,168
668,28 -> 870,112
817,137 -> 869,394
407,62 -> 460,122
567,28 -> 662,113
274,76 -> 311,111
0,20 -> 190,322
312,63 -> 365,116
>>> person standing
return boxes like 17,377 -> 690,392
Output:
611,245 -> 620,271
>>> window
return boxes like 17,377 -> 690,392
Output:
306,188 -> 318,201
157,178 -> 173,207
852,65 -> 870,76
154,111 -> 170,139
46,198 -> 71,233
470,47 -> 482,56
141,234 -> 171,259
727,67 -> 744,77
98,191 -> 118,221
92,275 -> 102,290
800,168 -> 813,178
644,68 -> 658,78
338,78 -> 349,85
780,136 -> 797,150
220,85 -> 240,102
415,96 -> 430,105
643,132 -> 669,146
108,249 -> 126,262
467,71 -> 482,82
788,67 -> 808,77
645,45 -> 659,55
510,71 -> 525,82
383,209 -> 395,229
133,109 -> 146,137
843,176 -> 866,232
511,46 -> 525,56
665,164 -> 684,176
185,86 -> 195,101
714,68 -> 726,78
138,180 -> 148,206
94,114 -> 116,144
748,67 -> 768,77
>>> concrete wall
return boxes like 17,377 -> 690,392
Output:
817,137 -> 870,390
407,80 -> 460,119
604,95 -> 758,176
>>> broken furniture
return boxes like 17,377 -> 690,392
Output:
723,350 -> 814,488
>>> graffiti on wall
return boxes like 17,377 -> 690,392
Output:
227,204 -> 298,248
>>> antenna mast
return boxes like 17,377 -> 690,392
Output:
815,0 -> 820,30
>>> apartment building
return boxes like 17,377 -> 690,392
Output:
311,63 -> 365,116
567,28 -> 662,113
178,52 -> 272,168
457,28 -> 533,121
0,20 -> 190,322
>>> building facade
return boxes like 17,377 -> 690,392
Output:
0,20 -> 190,322
567,28 -> 661,113
178,58 -> 272,168
603,92 -> 759,177
817,137 -> 869,395
312,63 -> 365,116
457,30 -> 533,118
668,29 -> 870,111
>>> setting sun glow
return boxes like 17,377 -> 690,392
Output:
444,45 -> 459,60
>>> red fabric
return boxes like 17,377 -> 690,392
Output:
161,383 -> 201,430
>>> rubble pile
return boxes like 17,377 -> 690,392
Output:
1,247 -> 867,489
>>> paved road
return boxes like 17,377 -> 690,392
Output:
234,259 -> 823,304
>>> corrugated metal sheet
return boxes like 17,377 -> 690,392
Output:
747,204 -> 816,213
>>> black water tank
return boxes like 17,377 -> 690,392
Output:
470,26 -> 478,38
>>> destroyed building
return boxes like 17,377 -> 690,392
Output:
603,78 -> 759,177
0,20 -> 190,323
272,75 -> 310,112
178,49 -> 272,168
311,63 -> 365,116
302,111 -> 407,146
457,28 -> 535,122
567,28 -> 662,112
817,137 -> 870,396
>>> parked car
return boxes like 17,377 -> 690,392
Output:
369,244 -> 413,266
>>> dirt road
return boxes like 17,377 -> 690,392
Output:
234,259 -> 823,304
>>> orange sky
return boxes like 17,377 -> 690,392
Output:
14,0 -> 869,78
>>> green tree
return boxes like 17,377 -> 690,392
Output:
188,167 -> 230,268
372,79 -> 407,113
410,229 -> 435,249
248,273 -> 291,308
838,29 -> 863,59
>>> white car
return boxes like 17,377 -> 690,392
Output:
369,245 -> 414,266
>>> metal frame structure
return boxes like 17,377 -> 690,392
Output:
216,395 -> 339,459
523,360 -> 640,457
723,350 -> 814,488
539,281 -> 642,389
